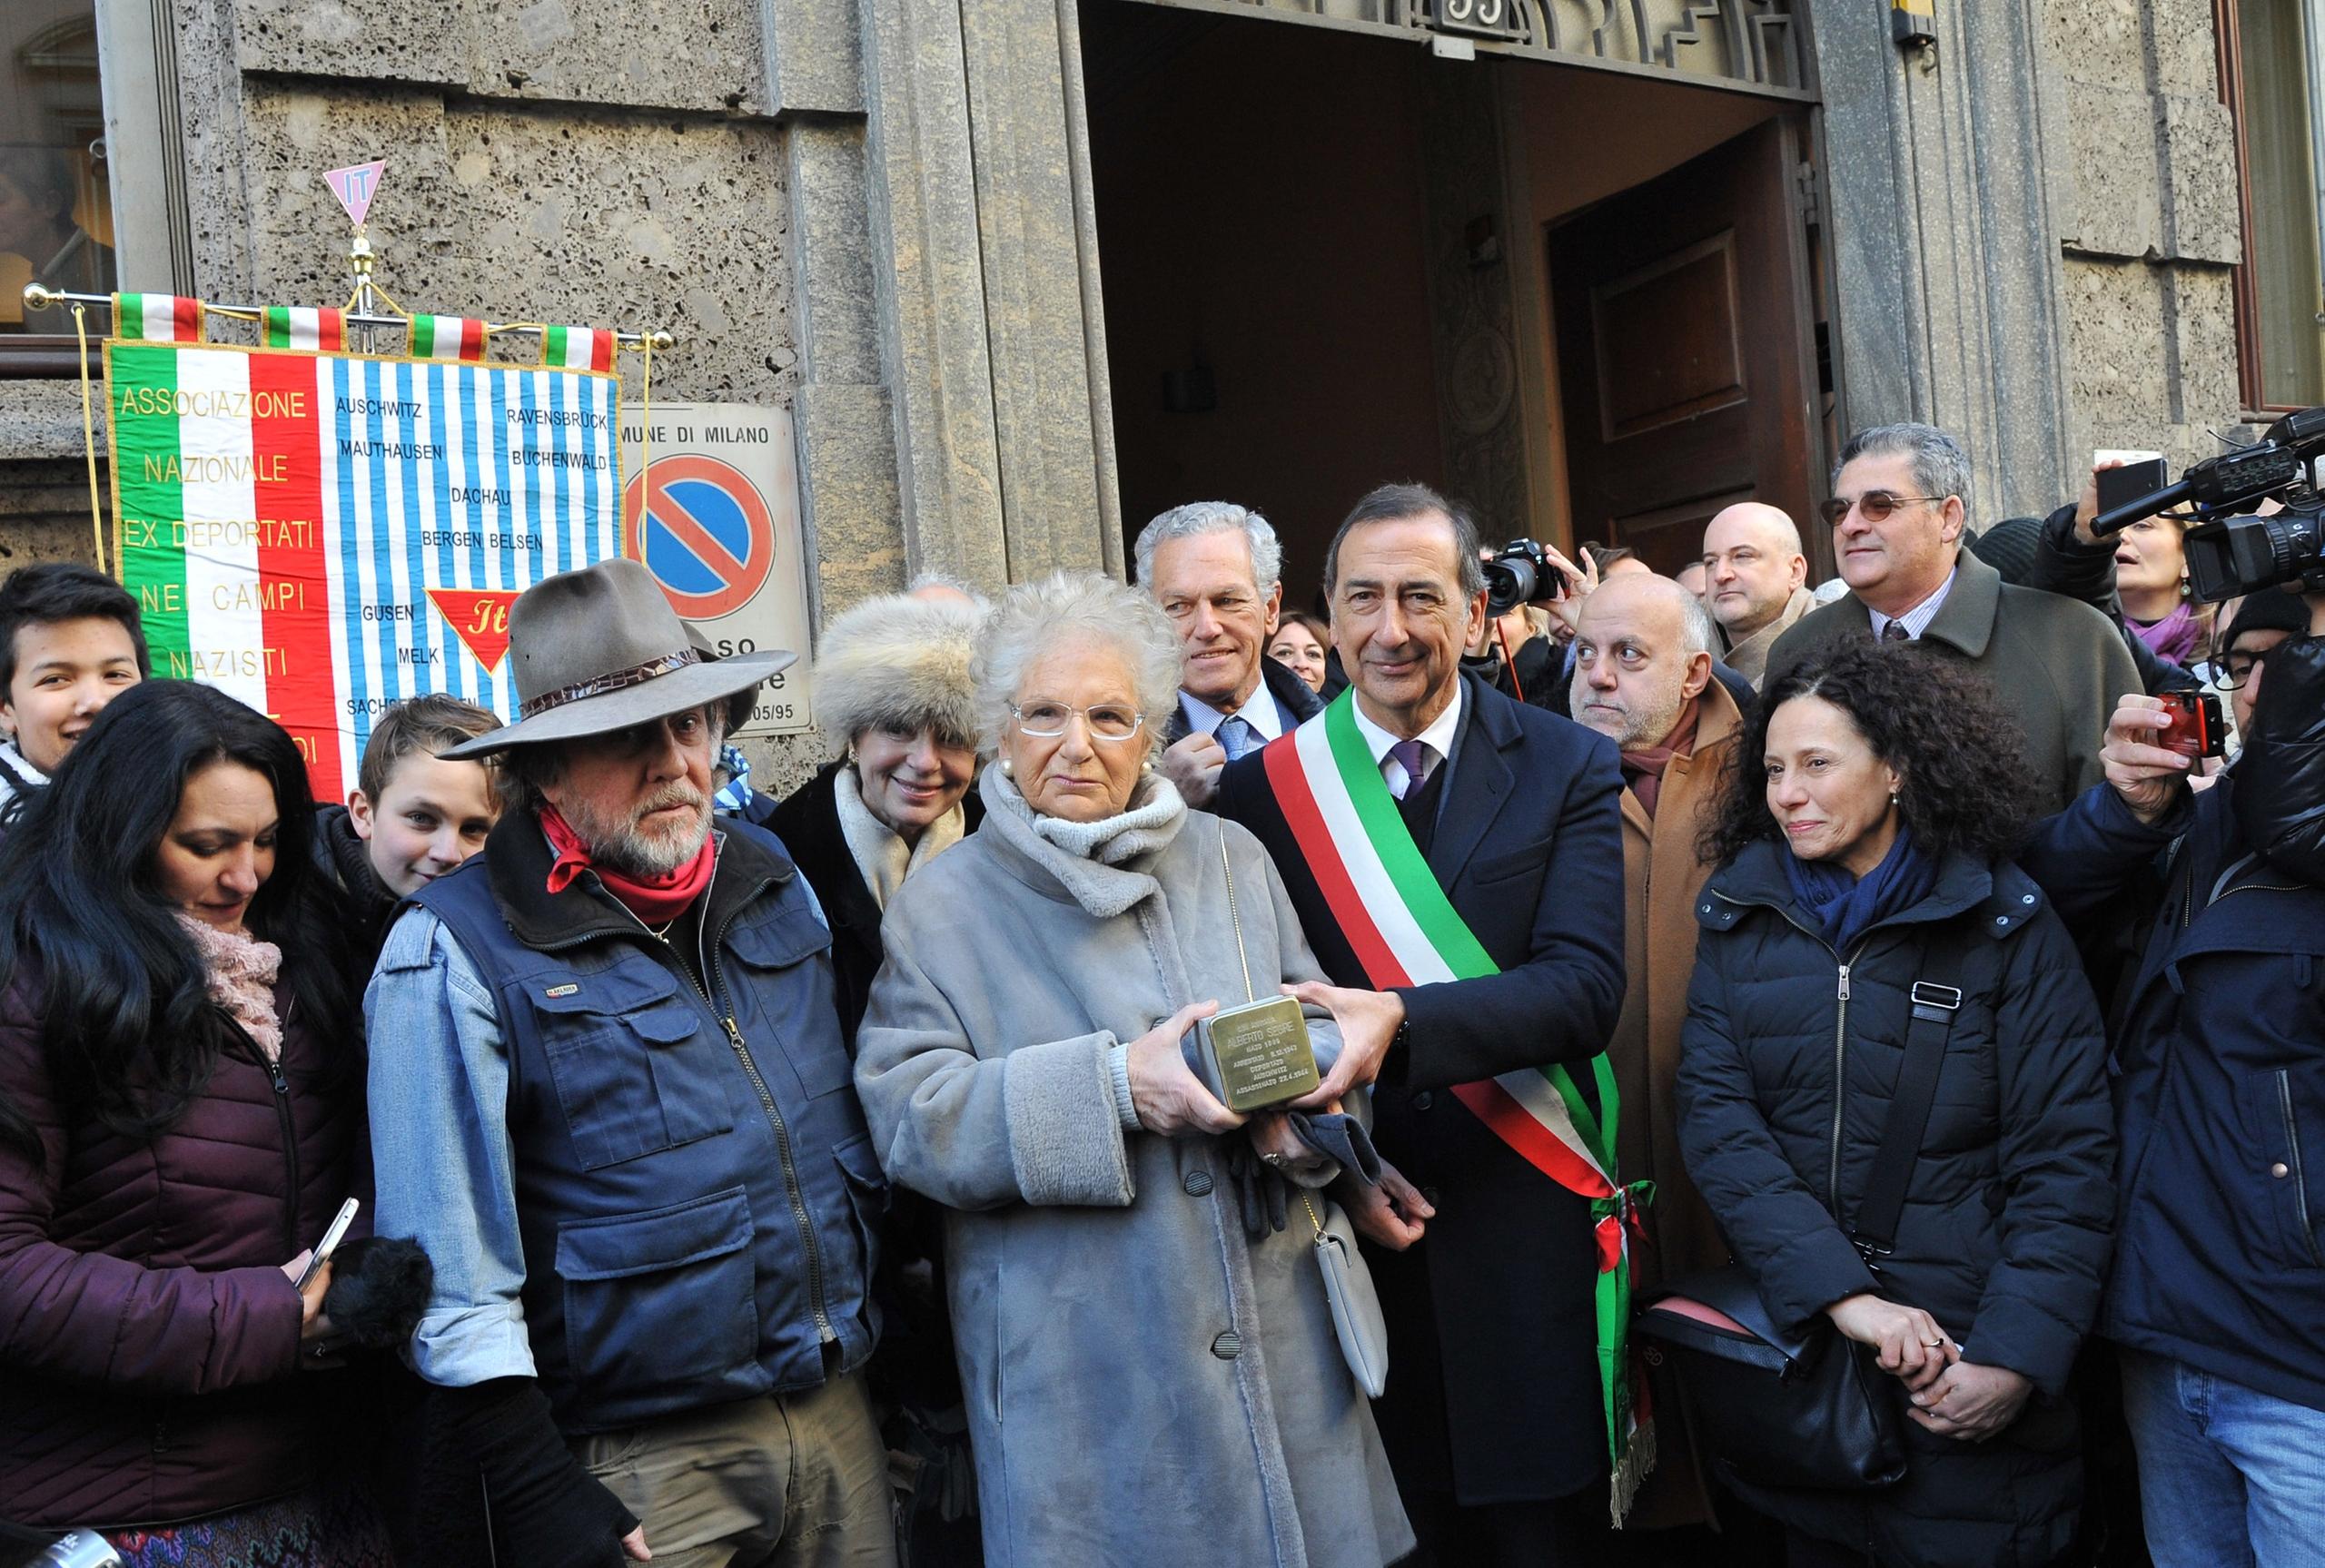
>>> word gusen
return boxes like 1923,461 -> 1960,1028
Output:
122,518 -> 318,550
117,386 -> 311,420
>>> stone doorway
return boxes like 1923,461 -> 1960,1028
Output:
1081,0 -> 1830,609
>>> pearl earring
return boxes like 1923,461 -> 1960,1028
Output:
999,757 -> 1014,777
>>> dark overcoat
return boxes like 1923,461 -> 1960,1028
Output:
1218,674 -> 1628,1503
1677,840 -> 2115,1568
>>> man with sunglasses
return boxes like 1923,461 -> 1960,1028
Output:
1766,421 -> 2141,813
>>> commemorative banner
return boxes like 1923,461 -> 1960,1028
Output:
108,339 -> 622,800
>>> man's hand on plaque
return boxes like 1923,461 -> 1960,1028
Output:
1281,981 -> 1405,1109
1126,1001 -> 1244,1136
1158,732 -> 1226,809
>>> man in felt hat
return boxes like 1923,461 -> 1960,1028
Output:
366,559 -> 896,1568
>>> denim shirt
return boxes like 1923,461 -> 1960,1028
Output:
365,853 -> 841,1395
366,907 -> 539,1386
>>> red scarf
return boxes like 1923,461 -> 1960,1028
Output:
539,803 -> 716,925
1618,697 -> 1701,823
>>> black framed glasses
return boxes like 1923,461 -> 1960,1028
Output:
1817,490 -> 1944,527
2215,648 -> 2271,690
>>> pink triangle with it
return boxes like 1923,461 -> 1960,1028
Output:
323,160 -> 388,226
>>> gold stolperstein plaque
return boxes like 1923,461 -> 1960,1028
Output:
1198,995 -> 1321,1113
1195,824 -> 1322,1113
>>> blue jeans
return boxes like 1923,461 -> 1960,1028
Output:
2120,1347 -> 2325,1568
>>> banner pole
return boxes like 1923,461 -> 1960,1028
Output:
22,285 -> 673,352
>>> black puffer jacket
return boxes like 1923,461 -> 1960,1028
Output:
1677,840 -> 2115,1568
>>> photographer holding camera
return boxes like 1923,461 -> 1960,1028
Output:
2021,567 -> 2325,1567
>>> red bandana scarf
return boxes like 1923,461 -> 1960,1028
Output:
1618,696 -> 1701,823
539,803 -> 716,925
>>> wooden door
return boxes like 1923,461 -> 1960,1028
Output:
1548,118 -> 1824,577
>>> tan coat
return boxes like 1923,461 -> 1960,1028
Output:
1720,586 -> 1815,687
1608,677 -> 1743,1533
1608,678 -> 1742,1293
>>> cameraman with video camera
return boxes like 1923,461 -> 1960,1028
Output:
2020,415 -> 2325,1567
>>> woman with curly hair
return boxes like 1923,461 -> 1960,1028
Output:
1676,641 -> 2115,1568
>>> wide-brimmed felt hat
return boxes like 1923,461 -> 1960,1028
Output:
440,558 -> 793,758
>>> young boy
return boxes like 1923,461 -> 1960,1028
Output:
0,563 -> 149,813
318,693 -> 503,958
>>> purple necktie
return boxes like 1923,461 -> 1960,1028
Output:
1388,739 -> 1431,801
1880,619 -> 1911,643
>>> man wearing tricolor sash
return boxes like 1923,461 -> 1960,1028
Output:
1215,484 -> 1635,1562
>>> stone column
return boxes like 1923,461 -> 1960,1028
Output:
1810,0 -> 2079,518
857,0 -> 1121,589
767,0 -> 907,618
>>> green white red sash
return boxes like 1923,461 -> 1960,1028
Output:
1261,690 -> 1656,1521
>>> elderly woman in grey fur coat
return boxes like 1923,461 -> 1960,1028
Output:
856,572 -> 1414,1568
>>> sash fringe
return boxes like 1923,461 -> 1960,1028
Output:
1609,1416 -> 1657,1528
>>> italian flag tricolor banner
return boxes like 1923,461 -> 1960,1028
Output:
114,293 -> 205,343
542,324 -> 615,373
410,314 -> 487,361
106,340 -> 623,800
262,307 -> 346,352
1262,693 -> 1656,1523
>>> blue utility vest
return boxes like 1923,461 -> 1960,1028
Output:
415,817 -> 882,1433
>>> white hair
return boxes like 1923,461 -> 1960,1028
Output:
973,572 -> 1184,759
1132,501 -> 1283,597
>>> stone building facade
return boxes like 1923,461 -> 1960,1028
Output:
0,0 -> 2298,780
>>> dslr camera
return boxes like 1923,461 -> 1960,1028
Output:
2090,406 -> 2325,601
1483,539 -> 1573,616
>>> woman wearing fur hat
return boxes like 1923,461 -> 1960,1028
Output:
770,588 -> 986,1046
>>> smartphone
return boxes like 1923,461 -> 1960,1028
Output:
295,1198 -> 361,1290
2095,456 -> 2171,519
2156,690 -> 2224,760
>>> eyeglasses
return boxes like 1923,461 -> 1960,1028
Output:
1817,490 -> 1944,527
1010,699 -> 1146,742
2215,648 -> 2271,690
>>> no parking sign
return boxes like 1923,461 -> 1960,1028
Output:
618,403 -> 812,737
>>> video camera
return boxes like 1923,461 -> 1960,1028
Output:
2089,407 -> 2325,601
1483,539 -> 1573,616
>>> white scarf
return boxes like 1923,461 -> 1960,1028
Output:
832,764 -> 967,910
0,740 -> 47,807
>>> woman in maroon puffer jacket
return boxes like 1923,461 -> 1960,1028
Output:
0,681 -> 391,1563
